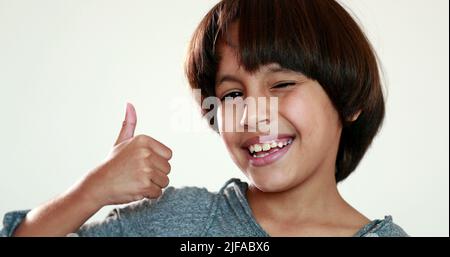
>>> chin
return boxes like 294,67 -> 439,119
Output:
246,168 -> 294,193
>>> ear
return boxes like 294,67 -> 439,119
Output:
349,110 -> 362,122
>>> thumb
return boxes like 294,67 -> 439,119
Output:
114,102 -> 137,146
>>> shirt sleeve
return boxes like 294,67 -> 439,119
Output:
0,207 -> 125,237
359,216 -> 409,237
0,210 -> 30,237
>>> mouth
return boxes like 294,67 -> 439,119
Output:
241,135 -> 295,167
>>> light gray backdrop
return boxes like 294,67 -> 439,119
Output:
0,0 -> 448,236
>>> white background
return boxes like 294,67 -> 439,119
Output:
0,0 -> 448,236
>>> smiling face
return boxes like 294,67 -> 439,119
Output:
215,37 -> 343,193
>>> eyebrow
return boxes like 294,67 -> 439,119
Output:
216,75 -> 241,86
266,66 -> 294,73
216,66 -> 298,87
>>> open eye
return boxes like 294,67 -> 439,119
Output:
220,91 -> 243,101
272,82 -> 296,89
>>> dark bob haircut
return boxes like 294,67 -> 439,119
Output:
185,0 -> 385,183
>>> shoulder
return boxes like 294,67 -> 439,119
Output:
114,184 -> 218,236
357,216 -> 409,237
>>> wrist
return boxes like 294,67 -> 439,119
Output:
69,173 -> 107,211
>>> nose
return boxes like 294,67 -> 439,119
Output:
239,98 -> 271,132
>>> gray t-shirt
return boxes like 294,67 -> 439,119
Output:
1,178 -> 408,237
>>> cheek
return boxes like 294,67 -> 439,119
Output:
278,89 -> 314,137
220,131 -> 243,161
278,86 -> 340,145
220,131 -> 248,170
218,106 -> 247,166
220,132 -> 235,150
275,87 -> 341,181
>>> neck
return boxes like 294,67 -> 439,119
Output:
246,156 -> 360,226
249,174 -> 339,222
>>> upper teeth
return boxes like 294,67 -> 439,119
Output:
248,138 -> 293,154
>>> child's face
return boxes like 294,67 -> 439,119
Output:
215,27 -> 343,192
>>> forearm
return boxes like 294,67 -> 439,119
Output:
13,181 -> 102,237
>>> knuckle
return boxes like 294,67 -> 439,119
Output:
146,168 -> 156,178
146,151 -> 155,161
134,134 -> 149,144
140,158 -> 152,169
141,166 -> 152,174
140,177 -> 152,188
134,148 -> 150,159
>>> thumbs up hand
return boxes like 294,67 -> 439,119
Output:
82,103 -> 172,207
